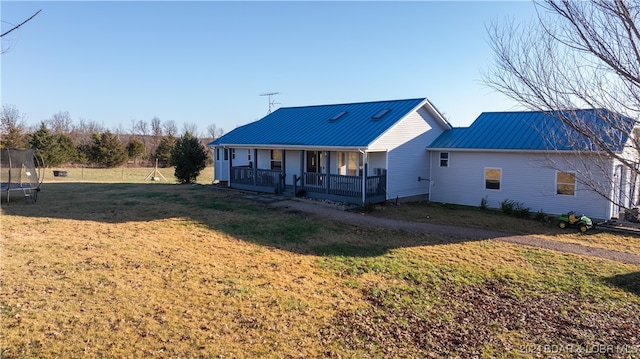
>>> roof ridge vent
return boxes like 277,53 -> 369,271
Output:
371,108 -> 391,120
329,110 -> 348,122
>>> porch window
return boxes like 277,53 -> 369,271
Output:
271,150 -> 282,170
248,149 -> 251,161
485,168 -> 501,190
231,149 -> 236,160
556,171 -> 576,195
440,152 -> 449,167
338,152 -> 363,176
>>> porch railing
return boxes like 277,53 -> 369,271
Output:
231,167 -> 283,191
231,166 -> 387,203
298,171 -> 386,203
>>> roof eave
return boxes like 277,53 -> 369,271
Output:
209,143 -> 370,151
422,99 -> 453,130
426,147 -> 615,155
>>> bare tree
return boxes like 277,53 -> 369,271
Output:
206,123 -> 225,141
484,0 -> 640,209
48,111 -> 73,135
0,104 -> 27,148
149,116 -> 163,160
182,122 -> 199,137
71,118 -> 104,147
131,119 -> 149,160
163,120 -> 178,138
1,9 -> 41,54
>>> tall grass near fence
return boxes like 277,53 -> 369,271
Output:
44,166 -> 214,184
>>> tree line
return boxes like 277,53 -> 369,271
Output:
0,105 -> 222,183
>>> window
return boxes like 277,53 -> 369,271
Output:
231,149 -> 236,160
271,150 -> 282,170
329,111 -> 348,122
248,149 -> 251,161
440,152 -> 449,167
224,149 -> 229,161
371,109 -> 391,120
338,152 -> 363,176
485,168 -> 501,190
216,148 -> 220,161
557,171 -> 576,195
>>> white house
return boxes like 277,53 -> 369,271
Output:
427,110 -> 639,220
208,98 -> 451,204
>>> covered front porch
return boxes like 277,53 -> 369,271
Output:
224,148 -> 388,205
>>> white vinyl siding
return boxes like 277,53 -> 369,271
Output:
284,150 -> 302,186
429,151 -> 613,219
213,147 -> 229,181
369,106 -> 447,199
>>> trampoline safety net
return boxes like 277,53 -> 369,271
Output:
1,148 -> 42,204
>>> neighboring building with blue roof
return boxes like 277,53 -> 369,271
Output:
209,98 -> 451,204
427,110 -> 639,220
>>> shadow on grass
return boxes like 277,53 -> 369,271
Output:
604,272 -> 640,296
0,182 -> 597,258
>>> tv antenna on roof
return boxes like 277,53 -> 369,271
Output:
260,92 -> 280,114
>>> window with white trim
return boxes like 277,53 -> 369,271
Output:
556,171 -> 576,195
271,150 -> 282,170
338,152 -> 363,176
440,152 -> 449,167
485,168 -> 501,190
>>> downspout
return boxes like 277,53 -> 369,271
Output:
610,160 -> 617,220
359,148 -> 367,205
428,150 -> 432,202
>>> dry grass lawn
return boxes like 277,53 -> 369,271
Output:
1,174 -> 639,358
370,200 -> 640,256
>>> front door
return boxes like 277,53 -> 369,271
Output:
305,151 -> 324,186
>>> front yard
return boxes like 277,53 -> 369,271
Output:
1,182 -> 639,357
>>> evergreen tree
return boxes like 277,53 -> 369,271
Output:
88,132 -> 128,168
29,122 -> 54,159
53,134 -> 77,166
126,138 -> 145,166
28,122 -> 76,167
155,135 -> 176,167
171,132 -> 206,184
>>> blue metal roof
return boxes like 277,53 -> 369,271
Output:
428,109 -> 635,152
209,98 -> 432,148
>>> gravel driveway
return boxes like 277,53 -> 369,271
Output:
270,199 -> 640,266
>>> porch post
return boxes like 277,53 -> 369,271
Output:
362,152 -> 368,205
228,147 -> 233,186
281,149 -> 286,191
253,148 -> 258,186
325,151 -> 330,194
300,150 -> 305,189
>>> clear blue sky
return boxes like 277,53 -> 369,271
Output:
2,1 -> 537,135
